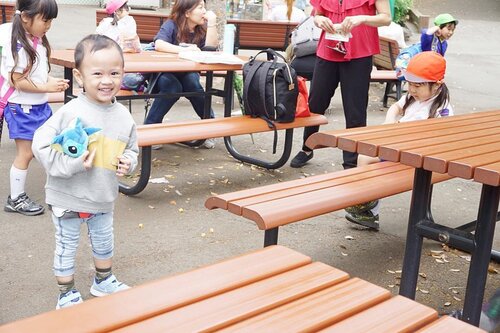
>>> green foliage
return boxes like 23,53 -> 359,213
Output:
394,0 -> 413,24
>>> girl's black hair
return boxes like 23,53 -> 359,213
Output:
110,1 -> 129,26
74,34 -> 124,70
402,82 -> 450,118
10,0 -> 58,84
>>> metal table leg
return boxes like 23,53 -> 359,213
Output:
399,168 -> 433,299
462,184 -> 499,326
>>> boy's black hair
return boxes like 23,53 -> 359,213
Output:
74,34 -> 124,70
439,21 -> 457,29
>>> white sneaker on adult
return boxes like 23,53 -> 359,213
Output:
202,138 -> 216,149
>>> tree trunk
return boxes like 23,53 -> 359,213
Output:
207,0 -> 227,51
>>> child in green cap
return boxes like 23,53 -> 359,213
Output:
421,13 -> 458,56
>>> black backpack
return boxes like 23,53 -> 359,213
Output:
243,48 -> 298,153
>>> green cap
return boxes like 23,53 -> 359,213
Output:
434,13 -> 458,26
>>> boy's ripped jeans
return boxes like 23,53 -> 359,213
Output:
51,212 -> 114,277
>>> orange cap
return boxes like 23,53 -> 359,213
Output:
403,51 -> 446,83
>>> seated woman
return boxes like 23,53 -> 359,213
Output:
145,0 -> 218,148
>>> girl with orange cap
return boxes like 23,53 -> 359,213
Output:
345,51 -> 454,230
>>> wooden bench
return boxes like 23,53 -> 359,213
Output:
227,19 -> 298,54
96,8 -> 169,43
0,1 -> 14,24
119,113 -> 328,195
206,161 -> 452,246
95,9 -> 297,54
0,245 -> 483,333
372,36 -> 402,107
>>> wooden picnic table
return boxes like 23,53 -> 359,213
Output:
306,109 -> 500,327
0,246 -> 484,333
50,49 -> 243,105
49,49 -> 242,151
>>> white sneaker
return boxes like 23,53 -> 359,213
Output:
56,289 -> 83,309
90,274 -> 130,297
202,138 -> 216,149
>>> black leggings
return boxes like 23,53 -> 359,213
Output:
302,56 -> 373,169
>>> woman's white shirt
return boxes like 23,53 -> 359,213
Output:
269,5 -> 306,22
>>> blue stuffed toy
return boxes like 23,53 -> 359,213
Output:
51,118 -> 101,158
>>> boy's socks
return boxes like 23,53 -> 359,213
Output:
10,165 -> 27,199
58,280 -> 75,295
95,267 -> 112,282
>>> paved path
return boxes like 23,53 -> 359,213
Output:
0,2 -> 498,325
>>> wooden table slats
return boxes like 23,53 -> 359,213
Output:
430,146 -> 500,178
378,129 -> 500,163
306,111 -> 500,184
305,110 -> 500,150
401,139 -> 500,170
351,119 -> 500,158
474,161 -> 500,186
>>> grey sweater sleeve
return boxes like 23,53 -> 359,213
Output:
32,109 -> 87,179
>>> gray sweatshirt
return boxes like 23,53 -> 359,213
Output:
32,93 -> 139,213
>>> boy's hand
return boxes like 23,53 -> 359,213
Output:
82,149 -> 96,170
115,156 -> 131,177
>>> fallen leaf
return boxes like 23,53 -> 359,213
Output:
175,190 -> 183,196
344,235 -> 354,240
419,273 -> 427,278
444,302 -> 452,307
148,205 -> 155,209
341,252 -> 348,256
388,284 -> 395,288
460,255 -> 471,262
420,289 -> 429,294
453,296 -> 461,301
387,270 -> 395,274
169,200 -> 177,205
488,266 -> 499,274
149,177 -> 169,184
